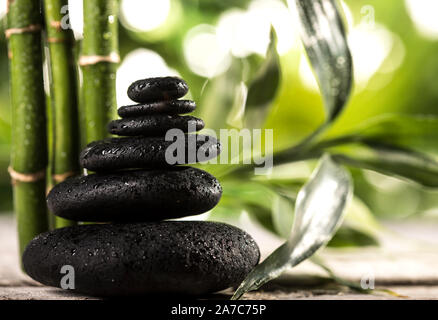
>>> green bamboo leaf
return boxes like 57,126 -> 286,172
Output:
269,192 -> 379,246
226,82 -> 248,129
244,27 -> 280,128
272,194 -> 294,238
323,114 -> 438,154
232,154 -> 353,299
246,28 -> 280,107
208,204 -> 244,222
221,181 -> 277,210
333,143 -> 438,188
294,0 -> 353,123
328,226 -> 379,247
328,196 -> 380,247
204,28 -> 280,130
198,59 -> 244,131
269,188 -> 379,247
245,203 -> 277,234
342,196 -> 382,237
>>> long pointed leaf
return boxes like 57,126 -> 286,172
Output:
246,27 -> 280,108
294,0 -> 353,122
332,143 -> 438,188
323,114 -> 438,154
244,27 -> 281,129
226,82 -> 248,129
232,154 -> 353,299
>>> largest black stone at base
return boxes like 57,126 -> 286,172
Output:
22,221 -> 260,296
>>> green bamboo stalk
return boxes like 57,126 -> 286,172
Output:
6,0 -> 49,256
43,0 -> 80,228
80,0 -> 119,144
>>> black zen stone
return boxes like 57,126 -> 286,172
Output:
127,77 -> 188,103
108,115 -> 204,136
47,167 -> 222,222
80,135 -> 221,171
118,100 -> 196,118
22,221 -> 260,296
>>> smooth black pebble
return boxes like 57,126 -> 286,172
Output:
47,167 -> 222,222
118,100 -> 196,118
127,77 -> 188,103
22,221 -> 260,296
108,115 -> 204,136
80,135 -> 221,171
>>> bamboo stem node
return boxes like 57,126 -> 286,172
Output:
8,166 -> 46,184
8,0 -> 50,257
79,52 -> 120,66
47,37 -> 68,43
5,24 -> 42,38
53,171 -> 76,183
49,20 -> 63,30
44,0 -> 81,229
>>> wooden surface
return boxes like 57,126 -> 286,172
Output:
1,214 -> 437,300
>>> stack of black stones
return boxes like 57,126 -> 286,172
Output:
22,77 -> 260,296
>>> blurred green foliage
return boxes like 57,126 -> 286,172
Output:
0,18 -> 12,211
1,0 -> 438,246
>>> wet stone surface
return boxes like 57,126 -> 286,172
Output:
107,114 -> 204,136
117,100 -> 196,117
22,221 -> 260,296
47,167 -> 222,222
127,77 -> 189,103
26,76 -> 260,296
79,135 -> 221,171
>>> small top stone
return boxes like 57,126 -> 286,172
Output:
127,77 -> 189,103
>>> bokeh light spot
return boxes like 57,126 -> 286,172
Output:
348,24 -> 395,89
68,0 -> 84,40
0,0 -> 6,20
405,0 -> 438,39
117,49 -> 178,105
217,0 -> 298,58
183,24 -> 231,78
120,0 -> 171,32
